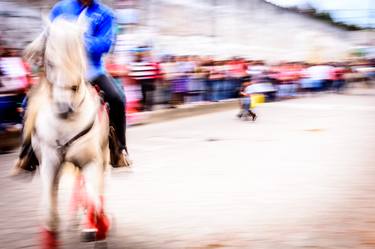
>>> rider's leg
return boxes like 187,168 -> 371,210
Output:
91,74 -> 127,152
91,75 -> 131,167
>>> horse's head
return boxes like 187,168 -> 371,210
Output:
25,16 -> 88,119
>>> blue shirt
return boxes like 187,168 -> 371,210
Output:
50,0 -> 116,80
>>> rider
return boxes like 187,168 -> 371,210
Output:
14,0 -> 130,172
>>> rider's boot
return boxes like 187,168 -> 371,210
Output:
116,148 -> 132,168
109,126 -> 132,168
11,138 -> 39,176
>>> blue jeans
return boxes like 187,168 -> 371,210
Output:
212,80 -> 223,101
332,79 -> 345,92
204,79 -> 212,101
241,97 -> 251,111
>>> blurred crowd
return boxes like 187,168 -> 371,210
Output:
107,48 -> 375,114
1,44 -> 375,116
0,45 -> 36,89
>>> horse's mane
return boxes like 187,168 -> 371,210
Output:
25,18 -> 87,74
45,18 -> 87,76
23,18 -> 87,142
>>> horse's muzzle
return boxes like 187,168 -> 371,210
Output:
56,103 -> 74,119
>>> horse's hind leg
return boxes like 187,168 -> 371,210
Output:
81,160 -> 109,242
39,149 -> 61,249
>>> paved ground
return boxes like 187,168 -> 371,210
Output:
1,89 -> 375,249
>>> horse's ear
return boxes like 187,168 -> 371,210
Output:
23,29 -> 48,65
76,8 -> 88,33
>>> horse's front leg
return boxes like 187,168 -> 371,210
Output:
81,159 -> 109,242
39,146 -> 62,249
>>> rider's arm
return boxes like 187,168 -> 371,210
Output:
84,13 -> 115,58
49,3 -> 115,59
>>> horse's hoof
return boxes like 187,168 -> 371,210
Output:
81,228 -> 97,242
41,228 -> 59,249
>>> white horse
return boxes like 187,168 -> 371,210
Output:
24,16 -> 110,248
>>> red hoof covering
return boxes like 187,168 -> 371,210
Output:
95,212 -> 110,241
40,228 -> 59,249
81,212 -> 110,241
96,196 -> 110,240
82,197 -> 110,242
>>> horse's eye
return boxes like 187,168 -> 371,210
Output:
71,85 -> 79,92
46,61 -> 54,69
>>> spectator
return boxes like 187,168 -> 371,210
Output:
186,57 -> 205,103
128,47 -> 160,111
171,56 -> 189,106
228,58 -> 248,98
331,63 -> 346,93
159,56 -> 177,107
237,76 -> 257,121
209,60 -> 226,102
0,47 -> 30,91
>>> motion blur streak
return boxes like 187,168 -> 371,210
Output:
0,0 -> 374,248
